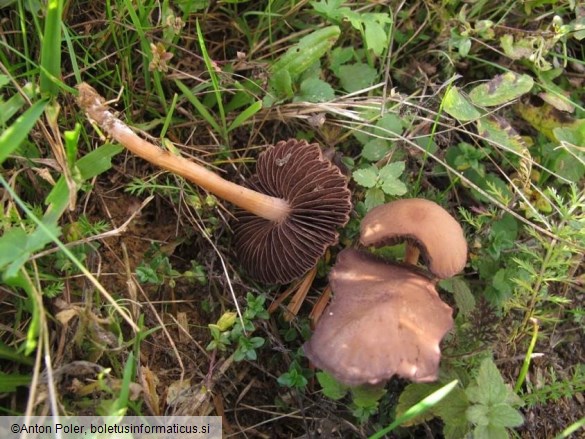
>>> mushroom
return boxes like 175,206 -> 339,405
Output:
77,83 -> 351,284
303,249 -> 453,386
360,198 -> 467,279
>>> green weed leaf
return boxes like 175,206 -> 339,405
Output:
378,161 -> 407,195
316,372 -> 348,400
363,14 -> 390,56
466,404 -> 489,426
0,223 -> 61,279
473,425 -> 509,439
443,86 -> 481,122
353,167 -> 378,188
337,63 -> 377,93
439,277 -> 476,316
469,72 -> 534,107
476,116 -> 527,153
296,77 -> 335,103
467,358 -> 509,405
374,113 -> 403,137
362,138 -> 390,161
489,403 -> 525,428
311,0 -> 345,22
269,25 -> 340,102
365,187 -> 385,211
278,361 -> 308,389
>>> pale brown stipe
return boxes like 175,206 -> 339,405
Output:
77,83 -> 352,284
233,139 -> 352,284
360,198 -> 468,279
303,249 -> 453,386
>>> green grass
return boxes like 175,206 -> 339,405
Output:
0,0 -> 583,437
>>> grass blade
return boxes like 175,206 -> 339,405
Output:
196,19 -> 227,141
39,0 -> 64,97
175,79 -> 222,134
228,100 -> 262,132
0,98 -> 47,165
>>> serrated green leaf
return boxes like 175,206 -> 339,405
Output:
311,0 -> 345,22
488,403 -> 524,428
296,77 -> 335,103
316,372 -> 348,400
378,161 -> 405,181
329,46 -> 355,76
378,161 -> 407,196
434,387 -> 470,428
362,138 -> 390,161
466,404 -> 490,426
353,167 -> 378,188
381,178 -> 407,196
469,72 -> 534,107
440,277 -> 475,316
365,187 -> 385,211
351,384 -> 386,407
363,16 -> 388,56
337,63 -> 377,93
374,113 -> 403,137
468,358 -> 510,405
443,86 -> 481,122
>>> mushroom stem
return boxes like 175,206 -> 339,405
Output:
404,244 -> 420,266
76,83 -> 290,222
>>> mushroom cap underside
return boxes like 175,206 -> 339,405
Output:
233,139 -> 352,284
303,248 -> 453,386
360,198 -> 468,279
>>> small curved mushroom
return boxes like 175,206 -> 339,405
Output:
303,248 -> 453,386
360,198 -> 467,279
77,83 -> 351,284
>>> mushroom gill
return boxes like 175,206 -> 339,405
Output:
233,139 -> 352,284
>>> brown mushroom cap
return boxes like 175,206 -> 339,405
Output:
303,248 -> 453,386
233,139 -> 352,284
360,198 -> 467,279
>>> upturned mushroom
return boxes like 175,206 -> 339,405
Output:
303,249 -> 453,386
360,198 -> 467,279
77,83 -> 351,284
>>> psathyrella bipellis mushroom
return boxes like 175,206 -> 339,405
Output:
303,248 -> 454,386
76,83 -> 352,284
360,198 -> 468,279
304,198 -> 467,386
